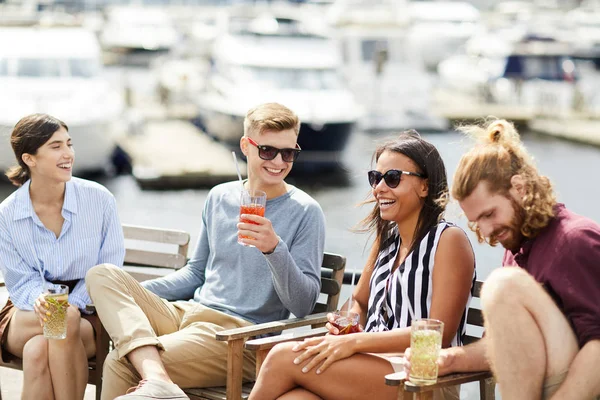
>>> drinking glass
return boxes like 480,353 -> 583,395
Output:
238,189 -> 267,246
43,284 -> 69,340
331,311 -> 360,335
409,318 -> 444,385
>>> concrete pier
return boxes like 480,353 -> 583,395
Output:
529,118 -> 600,147
120,120 -> 247,190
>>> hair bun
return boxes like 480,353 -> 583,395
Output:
485,119 -> 518,145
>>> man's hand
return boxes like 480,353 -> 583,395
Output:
404,347 -> 458,377
237,214 -> 279,254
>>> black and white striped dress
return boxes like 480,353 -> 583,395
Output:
365,222 -> 475,347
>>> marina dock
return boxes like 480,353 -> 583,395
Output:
529,118 -> 600,147
119,120 -> 246,190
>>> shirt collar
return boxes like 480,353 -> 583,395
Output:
12,179 -> 77,221
511,203 -> 563,266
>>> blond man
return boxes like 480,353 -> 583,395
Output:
86,103 -> 326,400
406,119 -> 600,400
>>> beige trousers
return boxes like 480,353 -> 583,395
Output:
86,264 -> 256,400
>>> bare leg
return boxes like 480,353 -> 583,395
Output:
249,342 -> 397,400
481,267 -> 579,400
277,388 -> 323,400
47,306 -> 93,400
21,335 -> 54,400
128,345 -> 174,383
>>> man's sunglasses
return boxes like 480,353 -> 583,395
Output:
368,169 -> 426,189
247,137 -> 301,163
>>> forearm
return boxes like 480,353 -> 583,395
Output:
351,329 -> 411,354
551,340 -> 600,400
142,265 -> 203,301
444,338 -> 490,373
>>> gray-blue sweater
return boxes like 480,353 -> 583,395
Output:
142,181 -> 326,324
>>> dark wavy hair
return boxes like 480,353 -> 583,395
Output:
358,130 -> 449,270
5,114 -> 68,187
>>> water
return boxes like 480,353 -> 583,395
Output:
2,128 -> 599,280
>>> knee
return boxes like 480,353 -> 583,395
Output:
481,267 -> 532,310
261,342 -> 297,374
86,263 -> 120,296
22,335 -> 49,372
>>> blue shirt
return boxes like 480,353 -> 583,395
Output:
143,181 -> 326,324
0,177 -> 125,311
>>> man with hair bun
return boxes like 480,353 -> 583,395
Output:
406,119 -> 600,399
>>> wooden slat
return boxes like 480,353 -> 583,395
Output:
226,339 -> 245,400
123,224 -> 190,245
480,377 -> 496,400
124,249 -> 187,269
319,277 -> 340,296
467,308 -> 484,327
321,253 -> 346,271
473,280 -> 483,298
245,327 -> 329,351
385,371 -> 406,386
404,371 -> 494,392
216,313 -> 328,341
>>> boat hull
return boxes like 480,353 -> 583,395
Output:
193,109 -> 354,170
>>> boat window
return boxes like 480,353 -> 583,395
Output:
237,66 -> 343,90
361,39 -> 388,62
16,59 -> 61,77
503,55 -> 575,81
69,59 -> 100,78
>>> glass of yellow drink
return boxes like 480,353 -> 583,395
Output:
409,318 -> 444,385
43,285 -> 69,340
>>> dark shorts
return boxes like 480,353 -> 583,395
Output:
0,299 -> 18,363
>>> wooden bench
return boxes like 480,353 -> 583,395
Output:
0,223 -> 191,400
385,280 -> 496,399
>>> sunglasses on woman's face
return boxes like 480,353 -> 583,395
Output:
368,169 -> 426,189
246,137 -> 301,163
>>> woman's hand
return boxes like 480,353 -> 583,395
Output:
325,312 -> 364,335
33,293 -> 49,327
291,334 -> 360,374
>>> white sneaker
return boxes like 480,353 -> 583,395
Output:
115,379 -> 189,399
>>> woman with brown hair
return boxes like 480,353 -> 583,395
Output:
249,131 -> 476,400
0,114 -> 125,399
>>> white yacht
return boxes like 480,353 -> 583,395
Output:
405,1 -> 481,71
0,27 -> 125,174
436,33 -> 579,120
327,0 -> 448,132
195,6 -> 362,167
100,7 -> 179,52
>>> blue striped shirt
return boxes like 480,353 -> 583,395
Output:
0,177 -> 125,312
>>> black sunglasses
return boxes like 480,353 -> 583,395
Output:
247,137 -> 301,163
368,169 -> 426,189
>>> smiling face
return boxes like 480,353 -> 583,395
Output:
241,128 -> 298,193
459,180 -> 525,252
23,127 -> 74,184
372,150 -> 428,225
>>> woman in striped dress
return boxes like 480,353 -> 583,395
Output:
0,114 -> 125,400
250,131 -> 476,400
